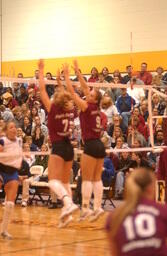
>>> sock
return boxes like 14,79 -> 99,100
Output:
63,183 -> 72,198
1,201 -> 14,234
81,181 -> 93,210
49,180 -> 71,207
50,190 -> 57,203
93,181 -> 103,210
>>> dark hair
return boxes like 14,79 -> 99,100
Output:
126,65 -> 132,69
94,89 -> 102,107
102,67 -> 109,72
141,62 -> 147,66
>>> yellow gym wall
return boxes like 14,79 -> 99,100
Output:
1,0 -> 167,76
2,50 -> 167,77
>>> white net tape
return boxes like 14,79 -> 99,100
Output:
0,76 -> 167,157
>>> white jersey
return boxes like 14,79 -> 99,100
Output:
0,136 -> 23,169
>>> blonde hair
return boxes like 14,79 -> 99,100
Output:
53,90 -> 72,109
101,96 -> 113,109
111,167 -> 154,238
152,93 -> 160,101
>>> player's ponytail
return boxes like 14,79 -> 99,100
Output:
110,167 -> 154,238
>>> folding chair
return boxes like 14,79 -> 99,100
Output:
28,165 -> 46,204
102,177 -> 116,209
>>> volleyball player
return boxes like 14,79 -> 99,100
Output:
106,167 -> 167,256
63,61 -> 106,221
0,121 -> 22,239
38,60 -> 78,227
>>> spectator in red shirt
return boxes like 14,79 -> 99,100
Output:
88,67 -> 99,82
138,62 -> 152,85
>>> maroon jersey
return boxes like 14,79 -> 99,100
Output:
48,104 -> 72,143
106,198 -> 167,256
79,102 -> 101,141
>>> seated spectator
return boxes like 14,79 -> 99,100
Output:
97,73 -> 108,95
21,103 -> 31,117
111,127 -> 124,148
151,107 -> 162,132
17,127 -> 25,140
127,76 -> 145,104
101,67 -> 113,83
22,115 -> 32,136
0,82 -> 6,99
130,115 -> 149,142
12,82 -> 20,99
88,67 -> 99,82
111,75 -> 121,102
33,101 -> 46,124
31,115 -> 48,137
113,69 -> 122,83
18,160 -> 32,207
0,105 -> 14,122
130,152 -> 149,168
122,65 -> 133,84
45,72 -> 55,98
32,144 -> 49,171
17,72 -> 28,88
116,88 -> 136,131
30,106 -> 38,123
152,66 -> 164,87
32,126 -> 45,149
24,136 -> 38,152
152,93 -> 165,115
2,91 -> 18,109
108,114 -> 123,137
13,106 -> 24,128
114,137 -> 128,157
138,62 -> 152,85
23,142 -> 35,166
132,107 -> 145,126
102,154 -> 115,187
27,88 -> 36,110
115,149 -> 131,199
17,85 -> 28,105
127,125 -> 147,147
139,99 -> 149,122
101,96 -> 118,126
154,129 -> 164,146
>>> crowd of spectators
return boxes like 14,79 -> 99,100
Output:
0,61 -> 167,203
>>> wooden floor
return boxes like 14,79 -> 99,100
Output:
0,204 -> 112,256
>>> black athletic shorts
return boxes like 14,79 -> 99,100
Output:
84,139 -> 106,158
51,139 -> 74,161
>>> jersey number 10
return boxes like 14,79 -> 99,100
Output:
123,213 -> 156,240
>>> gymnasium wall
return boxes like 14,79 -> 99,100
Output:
1,0 -> 167,76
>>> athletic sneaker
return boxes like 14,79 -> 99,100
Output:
77,208 -> 93,222
89,208 -> 104,222
60,203 -> 78,220
21,201 -> 27,207
58,215 -> 73,228
1,232 -> 12,240
2,201 -> 5,207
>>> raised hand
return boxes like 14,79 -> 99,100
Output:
72,59 -> 80,74
62,63 -> 70,76
38,59 -> 44,71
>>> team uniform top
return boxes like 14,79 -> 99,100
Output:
79,103 -> 101,141
106,198 -> 167,256
48,103 -> 73,143
0,136 -> 22,169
